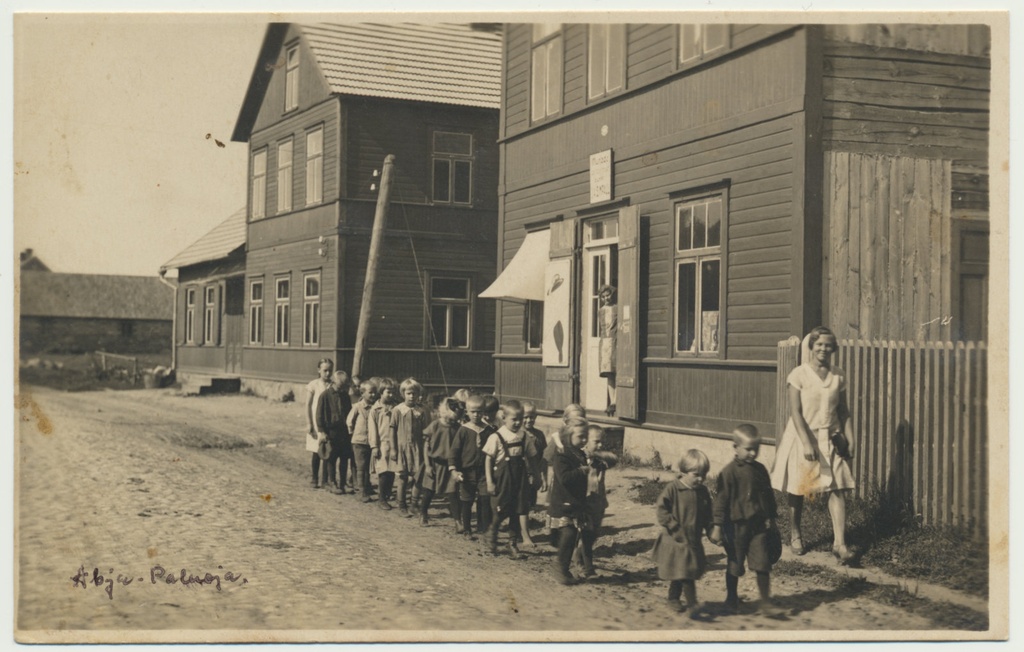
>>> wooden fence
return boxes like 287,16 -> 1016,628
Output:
776,338 -> 987,535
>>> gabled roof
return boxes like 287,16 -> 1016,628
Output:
20,249 -> 51,272
233,23 -> 502,142
20,272 -> 173,321
160,207 -> 247,272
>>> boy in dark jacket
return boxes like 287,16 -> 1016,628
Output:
448,394 -> 494,538
316,370 -> 354,494
709,424 -> 782,616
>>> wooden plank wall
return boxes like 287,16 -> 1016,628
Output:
252,25 -> 334,134
494,357 -> 547,406
777,337 -> 988,535
826,151 -> 952,342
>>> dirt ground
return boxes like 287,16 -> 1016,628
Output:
15,385 -> 990,642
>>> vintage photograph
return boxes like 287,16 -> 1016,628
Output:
9,6 -> 1010,644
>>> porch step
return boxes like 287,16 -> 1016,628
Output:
179,373 -> 241,396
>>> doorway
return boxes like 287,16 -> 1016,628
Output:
579,216 -> 618,414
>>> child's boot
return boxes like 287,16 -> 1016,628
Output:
724,573 -> 740,614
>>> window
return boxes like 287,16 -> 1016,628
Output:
120,320 -> 134,338
285,45 -> 299,112
277,139 -> 293,213
674,194 -> 724,355
531,24 -> 563,122
526,300 -> 543,352
429,277 -> 471,349
249,280 -> 264,345
275,277 -> 290,345
588,24 -> 626,101
185,288 -> 196,344
204,286 -> 217,345
432,131 -> 473,205
251,149 -> 267,219
305,128 -> 323,206
679,24 -> 728,64
303,273 -> 320,346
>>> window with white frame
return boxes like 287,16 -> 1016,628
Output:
305,127 -> 323,206
249,279 -> 264,345
526,300 -> 543,352
285,45 -> 299,112
185,288 -> 196,344
251,149 -> 267,220
429,277 -> 471,349
588,24 -> 626,101
277,138 -> 293,213
432,131 -> 473,205
275,277 -> 290,345
531,24 -> 563,122
303,273 -> 320,346
674,194 -> 724,356
204,286 -> 217,345
679,24 -> 728,64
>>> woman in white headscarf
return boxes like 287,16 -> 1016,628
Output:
769,326 -> 856,564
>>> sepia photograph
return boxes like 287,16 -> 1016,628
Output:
5,1 -> 1013,646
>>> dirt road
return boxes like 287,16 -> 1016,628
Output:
15,386 -> 986,642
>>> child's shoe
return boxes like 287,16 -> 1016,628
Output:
378,499 -> 393,511
455,521 -> 465,535
507,542 -> 521,559
553,568 -> 576,586
420,515 -> 429,526
724,595 -> 740,614
666,599 -> 686,613
399,504 -> 410,517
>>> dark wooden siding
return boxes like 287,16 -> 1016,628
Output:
251,100 -> 341,219
503,24 -> 532,138
822,40 -> 990,163
248,203 -> 338,251
344,98 -> 500,212
627,24 -> 675,89
562,25 -> 587,114
252,25 -> 334,134
495,356 -> 547,407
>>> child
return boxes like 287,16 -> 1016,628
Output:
418,397 -> 463,526
575,424 -> 618,576
316,369 -> 353,494
347,378 -> 379,502
547,418 -> 590,585
651,449 -> 714,615
452,388 -> 472,422
368,377 -> 399,510
448,394 -> 493,538
519,401 -> 547,547
391,378 -> 431,517
544,403 -> 586,546
305,358 -> 335,489
709,424 -> 782,615
483,399 -> 533,558
476,395 -> 501,532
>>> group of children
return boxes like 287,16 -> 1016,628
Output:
305,359 -> 783,614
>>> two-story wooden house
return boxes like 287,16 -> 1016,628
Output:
164,22 -> 502,397
485,23 -> 990,465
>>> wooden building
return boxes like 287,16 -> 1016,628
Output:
164,23 -> 502,396
485,23 -> 990,463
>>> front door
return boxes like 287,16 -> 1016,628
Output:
579,217 -> 618,414
224,277 -> 244,375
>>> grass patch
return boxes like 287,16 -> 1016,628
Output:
19,352 -> 171,392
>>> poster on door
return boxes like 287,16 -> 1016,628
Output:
542,258 -> 572,367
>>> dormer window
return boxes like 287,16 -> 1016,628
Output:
285,45 -> 299,112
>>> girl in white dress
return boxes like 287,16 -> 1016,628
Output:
769,327 -> 856,564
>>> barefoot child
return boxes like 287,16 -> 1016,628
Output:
484,399 -> 532,558
651,449 -> 713,615
305,359 -> 335,489
347,378 -> 379,502
709,424 -> 782,615
391,378 -> 431,517
448,394 -> 492,538
368,378 -> 399,510
519,401 -> 547,546
418,397 -> 463,526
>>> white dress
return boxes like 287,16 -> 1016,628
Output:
769,363 -> 856,495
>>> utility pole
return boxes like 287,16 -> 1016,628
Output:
352,154 -> 395,380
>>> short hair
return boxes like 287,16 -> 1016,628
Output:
559,417 -> 589,441
399,377 -> 424,395
333,369 -> 349,381
317,358 -> 335,371
500,398 -> 524,416
678,449 -> 710,475
358,379 -> 378,394
522,400 -> 538,414
377,377 -> 398,393
586,424 -> 605,438
807,326 -> 837,350
562,403 -> 585,422
732,424 -> 761,445
453,388 -> 472,404
438,397 -> 463,421
482,395 -> 500,416
464,393 -> 485,409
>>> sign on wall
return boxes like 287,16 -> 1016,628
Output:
542,257 -> 572,367
590,149 -> 613,204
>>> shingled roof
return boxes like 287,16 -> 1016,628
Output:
160,207 -> 247,272
20,272 -> 173,321
233,23 -> 502,142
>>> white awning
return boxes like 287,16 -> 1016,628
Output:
478,229 -> 550,302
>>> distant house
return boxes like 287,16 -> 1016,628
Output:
162,23 -> 502,396
19,249 -> 50,272
19,272 -> 174,355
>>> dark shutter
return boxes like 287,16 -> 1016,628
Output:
213,283 -> 223,347
544,218 -> 577,411
616,205 -> 641,420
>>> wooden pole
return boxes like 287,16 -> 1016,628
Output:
352,154 -> 395,380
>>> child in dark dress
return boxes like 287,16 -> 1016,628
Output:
483,399 -> 532,558
709,424 -> 783,616
548,418 -> 590,585
418,397 -> 463,526
651,449 -> 713,615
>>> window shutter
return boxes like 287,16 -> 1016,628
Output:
616,205 -> 641,420
213,283 -> 223,347
544,218 -> 577,411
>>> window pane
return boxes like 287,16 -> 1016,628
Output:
701,259 -> 720,352
531,46 -> 547,121
680,24 -> 700,62
431,277 -> 469,300
533,23 -> 560,41
282,305 -> 289,343
692,203 -> 707,249
430,305 -> 448,347
707,199 -> 721,247
705,24 -> 728,52
527,300 -> 543,350
433,159 -> 450,202
306,130 -> 322,156
678,206 -> 693,250
453,160 -> 471,204
251,282 -> 262,301
277,280 -> 289,299
608,25 -> 626,93
305,276 -> 319,298
433,131 -> 472,155
546,39 -> 562,117
451,305 -> 470,348
253,151 -> 266,175
588,24 -> 607,99
676,262 -> 696,352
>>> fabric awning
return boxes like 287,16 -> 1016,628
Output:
478,229 -> 550,302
